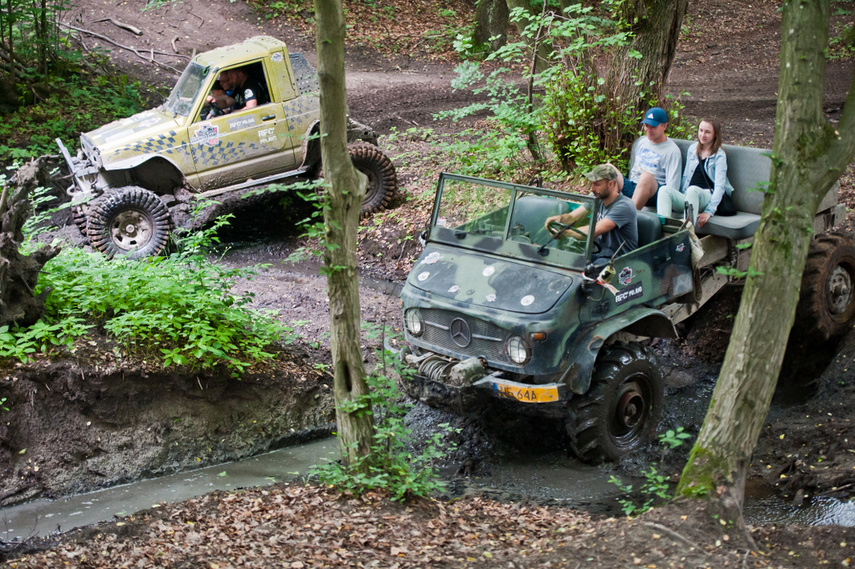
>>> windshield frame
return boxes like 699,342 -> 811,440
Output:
162,61 -> 212,118
428,172 -> 598,270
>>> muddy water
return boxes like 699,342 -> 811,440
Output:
4,435 -> 852,543
0,440 -> 338,541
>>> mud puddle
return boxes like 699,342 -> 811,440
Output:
4,431 -> 853,543
0,440 -> 338,541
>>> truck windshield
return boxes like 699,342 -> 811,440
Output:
430,173 -> 596,266
163,62 -> 210,117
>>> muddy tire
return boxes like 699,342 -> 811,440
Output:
566,342 -> 663,463
71,205 -> 90,245
87,186 -> 172,259
797,233 -> 855,341
348,142 -> 397,219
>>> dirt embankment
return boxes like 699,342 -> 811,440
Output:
0,341 -> 334,506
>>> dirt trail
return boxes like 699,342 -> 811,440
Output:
2,0 -> 855,554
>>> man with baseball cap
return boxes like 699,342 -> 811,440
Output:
544,164 -> 637,262
618,106 -> 682,210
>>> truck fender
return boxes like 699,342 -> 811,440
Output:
559,306 -> 677,396
101,153 -> 183,174
101,155 -> 187,196
300,120 -> 322,173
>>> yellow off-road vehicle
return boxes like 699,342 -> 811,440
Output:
57,36 -> 396,258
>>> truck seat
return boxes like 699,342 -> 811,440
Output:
509,195 -> 571,245
636,210 -> 662,248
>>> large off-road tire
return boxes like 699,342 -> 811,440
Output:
71,205 -> 90,245
348,142 -> 397,219
87,186 -> 172,259
566,342 -> 664,463
796,232 -> 855,341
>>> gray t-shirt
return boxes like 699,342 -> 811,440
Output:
597,194 -> 638,257
629,137 -> 682,190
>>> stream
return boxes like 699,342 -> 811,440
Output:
2,436 -> 854,542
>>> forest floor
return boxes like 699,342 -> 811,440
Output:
3,0 -> 855,567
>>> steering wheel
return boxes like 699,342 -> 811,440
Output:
547,221 -> 601,254
202,104 -> 224,120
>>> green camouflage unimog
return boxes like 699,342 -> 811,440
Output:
391,139 -> 855,463
57,36 -> 396,258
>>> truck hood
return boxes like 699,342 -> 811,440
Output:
83,108 -> 182,154
407,245 -> 576,314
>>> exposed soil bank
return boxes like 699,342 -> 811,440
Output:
0,342 -> 334,507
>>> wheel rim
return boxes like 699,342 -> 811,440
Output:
609,376 -> 651,447
358,166 -> 379,202
827,264 -> 853,317
110,208 -> 154,251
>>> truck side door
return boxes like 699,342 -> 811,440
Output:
189,59 -> 297,190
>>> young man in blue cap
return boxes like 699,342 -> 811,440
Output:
615,106 -> 682,210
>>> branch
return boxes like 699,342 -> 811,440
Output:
59,23 -> 189,71
825,64 -> 855,174
642,522 -> 711,557
91,17 -> 143,36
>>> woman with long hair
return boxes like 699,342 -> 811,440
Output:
656,118 -> 734,227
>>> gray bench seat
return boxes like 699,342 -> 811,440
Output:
633,137 -> 770,240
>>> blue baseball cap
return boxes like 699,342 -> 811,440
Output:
641,107 -> 668,126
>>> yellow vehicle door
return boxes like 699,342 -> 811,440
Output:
188,65 -> 297,189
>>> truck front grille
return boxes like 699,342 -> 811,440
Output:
420,308 -> 508,362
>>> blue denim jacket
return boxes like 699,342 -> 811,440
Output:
680,143 -> 734,216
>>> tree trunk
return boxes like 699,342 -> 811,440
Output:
608,0 -> 688,108
677,0 -> 855,545
313,0 -> 375,467
505,0 -> 551,72
0,157 -> 62,327
473,0 -> 508,51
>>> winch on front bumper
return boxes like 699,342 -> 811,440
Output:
388,341 -> 568,412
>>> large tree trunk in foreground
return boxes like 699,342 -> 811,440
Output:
0,157 -> 61,327
677,0 -> 855,545
607,0 -> 688,109
314,0 -> 375,466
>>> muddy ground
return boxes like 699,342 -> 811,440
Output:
2,0 -> 855,565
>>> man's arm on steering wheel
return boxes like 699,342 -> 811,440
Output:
544,206 -> 588,233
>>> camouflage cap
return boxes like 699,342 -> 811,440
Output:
583,164 -> 618,182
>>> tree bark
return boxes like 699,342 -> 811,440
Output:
0,157 -> 62,327
607,0 -> 688,108
473,0 -> 508,51
677,0 -> 855,545
313,0 -> 375,467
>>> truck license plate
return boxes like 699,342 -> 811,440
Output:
491,382 -> 559,403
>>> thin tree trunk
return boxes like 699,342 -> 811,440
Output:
313,0 -> 375,468
7,0 -> 15,87
677,0 -> 855,546
39,0 -> 47,76
607,0 -> 688,108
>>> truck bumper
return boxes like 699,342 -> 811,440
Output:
386,339 -> 567,410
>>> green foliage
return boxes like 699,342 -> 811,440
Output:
659,427 -> 692,450
608,466 -> 671,516
0,72 -> 143,161
0,200 -> 291,375
312,350 -> 457,501
0,397 -> 8,412
715,265 -> 763,280
828,1 -> 855,59
441,0 -> 691,178
609,426 -> 694,516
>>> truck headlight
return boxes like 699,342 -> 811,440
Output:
506,336 -> 531,364
405,309 -> 424,337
